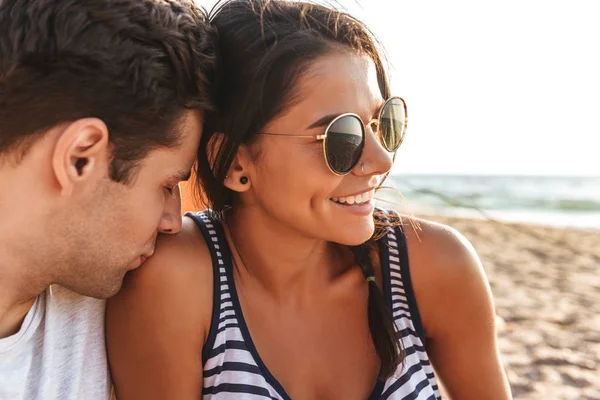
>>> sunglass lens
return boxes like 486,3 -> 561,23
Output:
325,115 -> 365,174
380,97 -> 406,152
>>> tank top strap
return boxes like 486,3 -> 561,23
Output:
185,210 -> 237,363
376,209 -> 427,345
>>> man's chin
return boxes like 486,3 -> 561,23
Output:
96,282 -> 124,299
66,274 -> 126,299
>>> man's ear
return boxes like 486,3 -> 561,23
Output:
52,118 -> 110,196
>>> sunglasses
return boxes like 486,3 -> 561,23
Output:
258,96 -> 407,175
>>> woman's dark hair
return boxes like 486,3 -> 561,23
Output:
197,0 -> 403,378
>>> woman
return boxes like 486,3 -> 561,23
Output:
106,0 -> 512,398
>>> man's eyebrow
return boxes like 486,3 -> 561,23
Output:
168,170 -> 192,182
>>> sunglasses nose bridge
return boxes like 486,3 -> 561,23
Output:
359,124 -> 395,176
365,119 -> 391,154
365,119 -> 379,135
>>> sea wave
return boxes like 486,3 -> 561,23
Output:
380,175 -> 600,229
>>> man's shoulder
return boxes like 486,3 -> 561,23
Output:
0,287 -> 111,400
43,286 -> 108,362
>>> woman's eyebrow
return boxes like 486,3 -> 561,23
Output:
306,100 -> 386,129
306,114 -> 340,129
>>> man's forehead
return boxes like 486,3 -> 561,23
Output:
168,109 -> 202,155
177,109 -> 203,139
140,110 -> 201,177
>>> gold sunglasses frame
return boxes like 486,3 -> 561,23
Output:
258,96 -> 407,176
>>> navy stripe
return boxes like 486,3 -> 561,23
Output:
217,323 -> 239,334
392,304 -> 411,313
218,314 -> 237,324
400,377 -> 433,400
393,312 -> 413,321
399,343 -> 430,360
207,340 -> 248,358
397,327 -> 422,341
389,265 -> 402,273
419,358 -> 432,368
219,305 -> 235,314
204,361 -> 263,378
381,363 -> 423,399
402,344 -> 419,358
202,383 -> 279,399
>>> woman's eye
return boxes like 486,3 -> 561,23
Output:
164,186 -> 175,195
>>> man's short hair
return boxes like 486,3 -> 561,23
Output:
0,0 -> 215,181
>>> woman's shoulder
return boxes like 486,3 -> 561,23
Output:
129,212 -> 213,296
398,214 -> 478,264
379,209 -> 477,259
149,211 -> 215,274
107,212 -> 215,343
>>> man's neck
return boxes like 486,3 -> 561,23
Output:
0,251 -> 47,339
0,166 -> 51,338
0,296 -> 38,339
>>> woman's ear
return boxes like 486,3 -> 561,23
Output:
223,144 -> 252,193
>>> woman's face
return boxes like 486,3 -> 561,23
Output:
232,51 -> 394,245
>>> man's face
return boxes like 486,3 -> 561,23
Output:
50,111 -> 202,298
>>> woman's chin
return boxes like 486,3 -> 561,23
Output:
333,224 -> 375,246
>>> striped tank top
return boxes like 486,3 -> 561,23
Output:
188,210 -> 441,400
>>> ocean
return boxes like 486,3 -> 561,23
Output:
378,175 -> 600,231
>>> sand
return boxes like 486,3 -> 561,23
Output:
420,215 -> 600,399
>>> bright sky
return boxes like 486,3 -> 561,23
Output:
197,0 -> 600,176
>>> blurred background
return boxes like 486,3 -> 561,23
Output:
183,1 -> 600,398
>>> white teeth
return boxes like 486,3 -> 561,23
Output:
331,190 -> 373,205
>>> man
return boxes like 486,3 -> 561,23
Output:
0,0 -> 215,398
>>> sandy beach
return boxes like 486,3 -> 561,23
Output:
420,215 -> 600,399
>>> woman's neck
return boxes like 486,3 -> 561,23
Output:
223,207 -> 354,304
